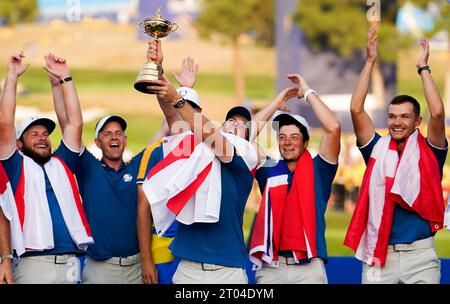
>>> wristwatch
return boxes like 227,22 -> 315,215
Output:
59,76 -> 73,84
0,253 -> 13,264
173,97 -> 186,109
417,65 -> 431,75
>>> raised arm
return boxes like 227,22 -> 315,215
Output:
173,57 -> 198,88
46,65 -> 68,131
137,184 -> 158,284
350,26 -> 377,146
149,75 -> 234,163
288,74 -> 341,163
417,38 -> 446,148
147,40 -> 181,134
43,53 -> 83,151
0,52 -> 29,159
250,87 -> 298,142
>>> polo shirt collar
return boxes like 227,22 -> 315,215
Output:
100,158 -> 126,171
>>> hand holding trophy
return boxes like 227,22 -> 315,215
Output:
134,7 -> 178,94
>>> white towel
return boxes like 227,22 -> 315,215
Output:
1,155 -> 93,256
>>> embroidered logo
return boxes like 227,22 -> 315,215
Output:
123,174 -> 133,182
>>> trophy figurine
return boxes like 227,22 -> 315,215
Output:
134,7 -> 178,94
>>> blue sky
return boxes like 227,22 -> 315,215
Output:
38,0 -> 137,13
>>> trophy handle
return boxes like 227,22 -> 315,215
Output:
169,22 -> 179,34
137,22 -> 145,32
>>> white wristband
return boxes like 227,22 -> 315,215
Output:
303,89 -> 317,101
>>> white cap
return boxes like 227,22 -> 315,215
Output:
16,116 -> 56,140
176,87 -> 201,110
95,115 -> 127,138
272,110 -> 311,138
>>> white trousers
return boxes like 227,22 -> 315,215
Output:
255,257 -> 327,284
82,254 -> 142,284
362,237 -> 440,284
14,254 -> 81,284
172,259 -> 248,284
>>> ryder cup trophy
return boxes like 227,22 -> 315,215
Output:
134,7 -> 178,94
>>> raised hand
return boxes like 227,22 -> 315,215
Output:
287,74 -> 310,98
147,39 -> 163,65
43,53 -> 70,80
47,69 -> 60,87
147,74 -> 180,104
7,51 -> 29,78
173,57 -> 198,88
417,38 -> 429,68
274,87 -> 298,112
366,25 -> 377,63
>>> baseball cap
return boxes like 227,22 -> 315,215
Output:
225,106 -> 252,139
95,115 -> 127,138
225,106 -> 252,123
176,87 -> 201,110
16,116 -> 56,140
272,110 -> 311,138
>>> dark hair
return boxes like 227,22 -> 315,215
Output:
277,116 -> 309,142
389,95 -> 421,117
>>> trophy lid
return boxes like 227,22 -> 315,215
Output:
138,7 -> 178,38
154,7 -> 163,20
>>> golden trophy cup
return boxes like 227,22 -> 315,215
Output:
134,7 -> 178,94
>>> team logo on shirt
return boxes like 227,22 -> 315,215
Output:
123,174 -> 133,182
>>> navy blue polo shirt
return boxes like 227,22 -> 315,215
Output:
72,147 -> 145,260
359,132 -> 448,244
1,141 -> 84,256
255,155 -> 338,262
168,152 -> 255,269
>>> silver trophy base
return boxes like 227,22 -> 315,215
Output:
134,61 -> 162,94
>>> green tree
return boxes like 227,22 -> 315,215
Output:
294,0 -> 400,106
404,0 -> 450,109
293,0 -> 449,107
196,0 -> 274,105
0,0 -> 38,25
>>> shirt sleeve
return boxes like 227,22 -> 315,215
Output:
426,138 -> 448,178
313,155 -> 339,211
53,139 -> 83,173
136,145 -> 164,184
0,150 -> 23,192
358,132 -> 382,164
255,157 -> 273,193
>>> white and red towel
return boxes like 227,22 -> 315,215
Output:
344,130 -> 445,266
0,155 -> 93,256
249,150 -> 317,270
0,163 -> 19,253
142,131 -> 258,237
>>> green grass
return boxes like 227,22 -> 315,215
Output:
0,67 -> 137,93
1,67 -> 274,100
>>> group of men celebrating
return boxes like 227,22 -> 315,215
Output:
0,25 -> 447,284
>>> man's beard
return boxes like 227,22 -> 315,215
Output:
22,144 -> 51,165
